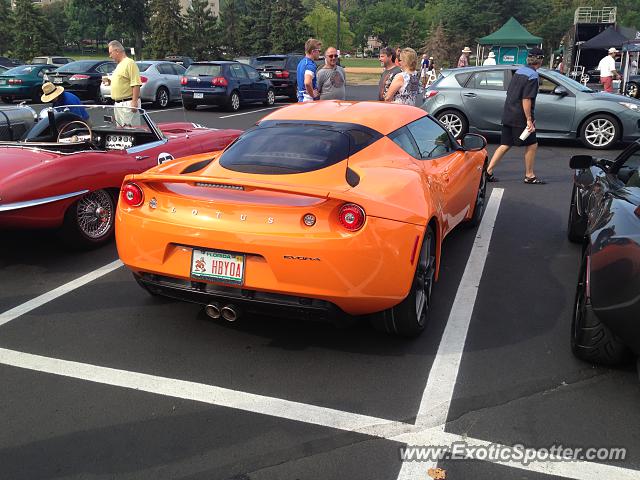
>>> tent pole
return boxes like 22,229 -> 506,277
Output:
623,51 -> 629,95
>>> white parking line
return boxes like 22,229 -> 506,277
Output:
0,259 -> 122,328
219,106 -> 283,119
397,188 -> 504,479
0,346 -> 638,480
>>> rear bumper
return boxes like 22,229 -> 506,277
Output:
0,86 -> 31,98
116,207 -> 424,316
136,272 -> 348,323
181,89 -> 228,105
619,110 -> 640,142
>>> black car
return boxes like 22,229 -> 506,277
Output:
44,60 -> 116,103
252,54 -> 304,100
180,61 -> 275,111
0,56 -> 21,69
567,142 -> 640,367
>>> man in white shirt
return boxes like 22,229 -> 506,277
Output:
483,51 -> 496,66
597,47 -> 619,93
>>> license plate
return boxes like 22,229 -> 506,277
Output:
0,79 -> 6,85
191,249 -> 245,285
53,78 -> 63,84
193,92 -> 203,99
261,72 -> 272,78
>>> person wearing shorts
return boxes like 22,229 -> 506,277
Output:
486,47 -> 546,184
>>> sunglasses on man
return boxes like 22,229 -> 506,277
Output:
327,54 -> 337,58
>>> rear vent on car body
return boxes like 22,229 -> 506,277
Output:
194,182 -> 244,191
180,158 -> 214,174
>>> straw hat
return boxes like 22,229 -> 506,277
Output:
488,51 -> 496,58
41,82 -> 64,103
462,47 -> 472,53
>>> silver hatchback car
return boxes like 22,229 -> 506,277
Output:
423,65 -> 640,149
100,60 -> 186,108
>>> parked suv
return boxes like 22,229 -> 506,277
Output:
31,56 -> 75,67
180,61 -> 275,111
252,54 -> 304,100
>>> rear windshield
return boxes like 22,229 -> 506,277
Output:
136,62 -> 152,72
254,57 -> 287,69
56,61 -> 98,73
219,126 -> 350,174
186,64 -> 222,76
31,58 -> 47,64
4,65 -> 40,75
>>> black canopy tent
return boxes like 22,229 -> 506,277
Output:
575,26 -> 637,74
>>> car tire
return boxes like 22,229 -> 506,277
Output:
154,86 -> 170,108
579,114 -> 620,150
567,186 -> 587,243
264,88 -> 275,106
464,161 -> 487,228
571,248 -> 630,365
371,225 -> 436,338
183,101 -> 196,110
1,96 -> 12,104
58,189 -> 116,249
289,84 -> 298,102
625,81 -> 639,99
226,91 -> 241,112
435,109 -> 468,139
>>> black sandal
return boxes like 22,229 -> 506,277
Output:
487,172 -> 499,182
524,176 -> 546,184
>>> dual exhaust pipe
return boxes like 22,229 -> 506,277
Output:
205,302 -> 241,322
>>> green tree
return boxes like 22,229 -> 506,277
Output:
357,0 -> 415,46
108,0 -> 148,60
65,0 -> 110,53
42,0 -> 68,53
304,2 -> 354,50
242,0 -> 272,54
147,0 -> 184,58
185,0 -> 220,59
270,0 -> 310,53
0,0 -> 12,55
219,0 -> 248,56
12,0 -> 56,61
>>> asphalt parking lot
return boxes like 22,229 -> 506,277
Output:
1,86 -> 639,480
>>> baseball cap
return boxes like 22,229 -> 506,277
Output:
608,47 -> 619,54
528,47 -> 544,58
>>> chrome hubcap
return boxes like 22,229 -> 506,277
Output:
232,94 -> 239,110
76,190 -> 113,239
585,119 -> 615,147
627,84 -> 638,98
268,91 -> 275,104
439,114 -> 463,137
160,90 -> 168,106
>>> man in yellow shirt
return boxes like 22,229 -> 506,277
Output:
104,40 -> 142,126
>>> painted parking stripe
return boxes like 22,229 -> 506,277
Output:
397,188 -> 504,479
0,259 -> 123,328
219,106 -> 282,119
1,347 -> 638,480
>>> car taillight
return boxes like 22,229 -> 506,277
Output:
338,203 -> 366,231
140,75 -> 148,83
212,76 -> 228,87
635,205 -> 640,219
8,79 -> 22,84
69,74 -> 90,80
180,76 -> 187,85
121,183 -> 144,207
274,70 -> 289,78
424,89 -> 438,99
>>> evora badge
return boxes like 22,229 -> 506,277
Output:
283,256 -> 321,261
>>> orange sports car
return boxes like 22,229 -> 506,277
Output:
116,101 -> 488,336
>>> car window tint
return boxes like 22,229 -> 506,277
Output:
389,127 -> 420,158
219,126 -> 350,174
619,149 -> 640,187
172,64 -> 186,75
136,62 -> 152,72
230,63 -> 248,79
31,58 -> 47,64
157,63 -> 173,74
254,57 -> 287,69
455,72 -> 473,87
243,65 -> 260,80
470,70 -> 504,90
57,61 -> 100,72
96,63 -> 115,74
186,64 -> 221,76
406,116 -> 454,159
538,75 -> 558,94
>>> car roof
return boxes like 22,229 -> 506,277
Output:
260,101 -> 427,135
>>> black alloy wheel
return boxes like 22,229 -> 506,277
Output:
155,86 -> 170,108
464,163 -> 487,228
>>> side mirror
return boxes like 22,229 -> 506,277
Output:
461,133 -> 486,151
569,154 -> 595,169
553,85 -> 568,96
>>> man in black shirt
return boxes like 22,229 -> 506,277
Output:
487,48 -> 546,184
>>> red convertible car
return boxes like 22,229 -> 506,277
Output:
0,105 -> 241,247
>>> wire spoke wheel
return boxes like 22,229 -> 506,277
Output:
75,190 -> 114,239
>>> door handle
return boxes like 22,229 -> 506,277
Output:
135,155 -> 149,161
463,93 -> 477,98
